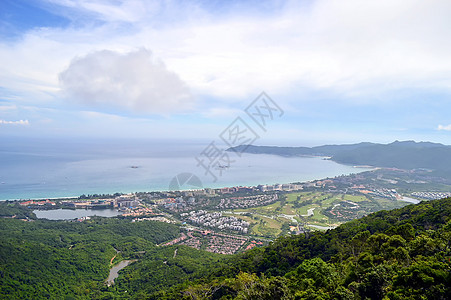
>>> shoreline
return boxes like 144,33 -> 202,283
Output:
1,195 -> 81,202
0,168 -> 378,202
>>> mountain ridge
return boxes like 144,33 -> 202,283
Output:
227,140 -> 451,175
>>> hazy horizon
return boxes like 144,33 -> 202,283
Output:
1,1 -> 451,146
0,137 -> 373,200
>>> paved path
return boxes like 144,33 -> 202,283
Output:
300,207 -> 315,217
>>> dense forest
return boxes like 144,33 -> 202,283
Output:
0,205 -> 224,299
1,198 -> 451,299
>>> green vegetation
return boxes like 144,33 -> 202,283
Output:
111,246 -> 225,296
159,197 -> 451,299
0,201 -> 37,219
0,211 -> 224,299
251,215 -> 282,236
2,196 -> 451,299
226,191 -> 408,238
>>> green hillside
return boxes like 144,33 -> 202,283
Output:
157,198 -> 451,299
0,209 -> 224,299
1,198 -> 451,299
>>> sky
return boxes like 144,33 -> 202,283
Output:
1,0 -> 451,146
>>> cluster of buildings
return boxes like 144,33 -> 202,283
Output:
115,195 -> 141,209
326,201 -> 361,220
165,186 -> 255,197
354,187 -> 400,200
257,183 -> 302,192
245,240 -> 264,251
181,210 -> 250,233
178,231 -> 202,249
59,194 -> 141,210
159,233 -> 188,247
61,199 -> 113,209
165,188 -> 215,197
122,207 -> 153,217
20,194 -> 147,217
204,233 -> 248,254
132,216 -> 175,224
411,192 -> 451,200
20,199 -> 56,207
158,196 -> 203,212
165,229 -> 251,254
217,194 -> 278,209
166,183 -> 302,198
216,186 -> 254,194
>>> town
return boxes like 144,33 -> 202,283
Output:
9,167 -> 451,254
217,194 -> 278,209
180,210 -> 250,233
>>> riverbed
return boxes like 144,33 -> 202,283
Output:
400,197 -> 421,204
105,260 -> 136,286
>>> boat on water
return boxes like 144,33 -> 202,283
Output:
215,164 -> 230,170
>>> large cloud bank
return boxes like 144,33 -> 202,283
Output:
59,49 -> 193,114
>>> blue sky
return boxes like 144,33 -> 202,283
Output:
1,0 -> 451,146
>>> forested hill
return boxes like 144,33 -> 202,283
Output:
2,198 -> 451,299
0,213 -> 225,299
227,141 -> 451,175
159,197 -> 451,299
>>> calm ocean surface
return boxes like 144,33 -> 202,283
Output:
0,137 -> 372,200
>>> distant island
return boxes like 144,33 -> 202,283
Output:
227,140 -> 451,176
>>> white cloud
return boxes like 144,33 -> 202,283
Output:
437,124 -> 451,131
0,105 -> 17,111
201,107 -> 242,118
60,0 -> 450,101
0,119 -> 29,125
59,49 -> 194,114
2,0 -> 451,109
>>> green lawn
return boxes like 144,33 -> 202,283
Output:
310,209 -> 329,223
296,204 -> 318,216
343,194 -> 368,202
281,204 -> 296,215
286,192 -> 316,202
251,215 -> 282,237
221,192 -> 378,237
223,213 -> 255,225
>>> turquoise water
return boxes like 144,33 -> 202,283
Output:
0,137 -> 371,200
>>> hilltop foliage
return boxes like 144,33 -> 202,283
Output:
0,214 -> 223,299
156,197 -> 451,299
1,198 -> 451,299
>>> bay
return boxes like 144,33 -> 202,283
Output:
0,137 -> 372,200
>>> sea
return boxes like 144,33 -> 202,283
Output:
0,137 -> 372,201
